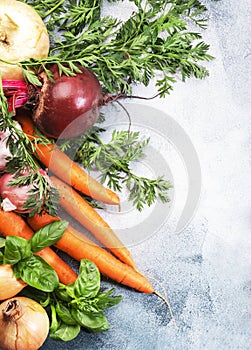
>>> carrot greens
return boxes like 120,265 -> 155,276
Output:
0,0 -> 214,214
74,129 -> 172,210
23,0 -> 213,95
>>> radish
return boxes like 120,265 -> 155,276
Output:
0,168 -> 51,214
0,0 -> 49,80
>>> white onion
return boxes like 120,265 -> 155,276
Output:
0,264 -> 27,301
0,0 -> 50,80
0,296 -> 49,350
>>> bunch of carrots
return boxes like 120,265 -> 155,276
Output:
0,113 -> 154,292
0,113 -> 176,326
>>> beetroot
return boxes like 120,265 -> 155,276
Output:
31,65 -> 104,139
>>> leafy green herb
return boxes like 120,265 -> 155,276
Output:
21,259 -> 122,341
14,255 -> 59,292
29,220 -> 68,252
21,0 -> 213,96
74,129 -> 172,210
1,220 -> 68,292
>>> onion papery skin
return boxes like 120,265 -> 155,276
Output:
0,297 -> 49,350
0,0 -> 50,80
32,64 -> 104,139
0,265 -> 27,301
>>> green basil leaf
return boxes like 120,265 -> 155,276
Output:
56,301 -> 77,325
19,285 -> 50,306
71,304 -> 109,332
0,237 -> 5,248
30,220 -> 68,252
13,255 -> 59,292
50,304 -> 60,333
74,259 -> 100,298
95,289 -> 122,309
50,322 -> 81,341
4,236 -> 32,264
0,251 -> 3,264
55,283 -> 75,302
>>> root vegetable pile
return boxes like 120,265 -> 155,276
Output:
0,0 -> 214,347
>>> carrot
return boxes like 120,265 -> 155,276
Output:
27,212 -> 154,294
15,113 -> 120,205
50,175 -> 137,269
0,209 -> 77,285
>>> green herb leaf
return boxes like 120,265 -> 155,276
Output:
74,259 -> 100,298
56,301 -> 78,325
95,289 -> 123,309
71,305 -> 109,332
14,255 -> 59,292
50,322 -> 81,341
30,220 -> 68,252
0,237 -> 5,248
4,236 -> 32,265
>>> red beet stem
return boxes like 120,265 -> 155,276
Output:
2,80 -> 28,112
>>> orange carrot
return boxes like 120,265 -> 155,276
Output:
50,175 -> 137,270
15,113 -> 120,205
28,212 -> 154,294
0,209 -> 77,285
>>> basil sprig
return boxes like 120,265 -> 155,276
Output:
21,259 -> 122,341
1,220 -> 68,292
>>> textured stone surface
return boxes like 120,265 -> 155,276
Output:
42,1 -> 251,349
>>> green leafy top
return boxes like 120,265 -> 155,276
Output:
0,0 -> 214,214
20,0 -> 213,95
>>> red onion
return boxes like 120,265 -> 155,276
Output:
0,168 -> 50,213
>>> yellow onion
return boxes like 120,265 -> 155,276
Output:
0,264 -> 27,301
0,296 -> 49,350
0,0 -> 50,80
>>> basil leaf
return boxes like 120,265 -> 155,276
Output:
0,251 -> 3,264
19,285 -> 50,305
4,236 -> 32,264
74,259 -> 100,298
56,301 -> 77,325
71,305 -> 109,332
50,322 -> 81,341
95,289 -> 122,309
14,255 -> 59,292
55,283 -> 76,302
50,304 -> 60,333
30,220 -> 68,252
0,237 -> 5,248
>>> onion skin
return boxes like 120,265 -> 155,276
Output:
0,265 -> 27,301
0,0 -> 49,80
32,65 -> 104,139
0,296 -> 49,350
